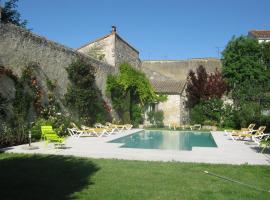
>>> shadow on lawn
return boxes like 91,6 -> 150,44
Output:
0,154 -> 100,200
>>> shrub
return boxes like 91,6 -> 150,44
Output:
30,114 -> 73,140
147,110 -> 164,128
190,98 -> 223,126
131,104 -> 143,127
221,104 -> 237,128
234,102 -> 261,128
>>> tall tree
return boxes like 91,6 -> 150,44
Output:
221,36 -> 270,107
261,42 -> 270,69
221,36 -> 266,88
0,0 -> 27,28
186,65 -> 227,108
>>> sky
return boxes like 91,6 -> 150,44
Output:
9,0 -> 270,60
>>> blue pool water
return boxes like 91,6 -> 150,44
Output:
109,130 -> 217,151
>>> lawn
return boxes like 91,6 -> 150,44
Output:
0,153 -> 270,200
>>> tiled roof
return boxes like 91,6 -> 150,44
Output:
249,30 -> 270,38
142,67 -> 186,94
150,80 -> 186,94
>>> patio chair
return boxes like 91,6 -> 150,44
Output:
124,124 -> 133,130
252,130 -> 270,145
41,126 -> 65,148
229,126 -> 266,141
94,123 -> 107,128
106,122 -> 125,132
234,124 -> 256,133
70,122 -> 100,137
224,123 -> 256,136
67,128 -> 84,138
190,124 -> 201,130
106,122 -> 133,132
81,125 -> 115,136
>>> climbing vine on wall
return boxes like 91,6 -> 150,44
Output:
20,63 -> 44,115
65,58 -> 110,125
106,63 -> 167,126
0,64 -> 42,147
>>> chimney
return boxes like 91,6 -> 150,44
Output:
111,25 -> 117,33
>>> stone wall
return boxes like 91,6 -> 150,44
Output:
0,23 -> 117,98
142,59 -> 222,81
157,94 -> 181,126
77,32 -> 141,69
77,34 -> 116,68
115,34 -> 141,69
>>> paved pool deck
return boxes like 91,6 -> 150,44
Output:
2,129 -> 270,165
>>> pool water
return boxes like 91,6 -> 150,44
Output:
109,130 -> 217,151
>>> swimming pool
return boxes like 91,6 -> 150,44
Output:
109,130 -> 217,151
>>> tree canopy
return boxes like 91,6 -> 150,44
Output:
186,65 -> 227,108
0,0 -> 27,28
222,36 -> 268,88
221,36 -> 270,107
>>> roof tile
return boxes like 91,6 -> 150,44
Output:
150,80 -> 186,94
249,30 -> 270,38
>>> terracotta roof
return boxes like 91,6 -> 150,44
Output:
150,80 -> 186,94
249,30 -> 270,38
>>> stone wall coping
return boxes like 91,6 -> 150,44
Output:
1,23 -> 116,72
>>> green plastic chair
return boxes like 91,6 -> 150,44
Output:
41,126 -> 65,147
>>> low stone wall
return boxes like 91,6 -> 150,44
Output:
0,23 -> 117,98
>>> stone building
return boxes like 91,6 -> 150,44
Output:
248,30 -> 270,43
0,22 -> 222,126
77,27 -> 222,126
141,66 -> 187,126
77,26 -> 141,70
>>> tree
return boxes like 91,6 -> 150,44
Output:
0,0 -> 27,28
221,36 -> 266,88
261,42 -> 270,69
221,36 -> 270,107
186,65 -> 227,108
186,65 -> 207,108
221,36 -> 270,131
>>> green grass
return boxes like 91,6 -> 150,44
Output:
1,153 -> 270,200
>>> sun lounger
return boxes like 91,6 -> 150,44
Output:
81,125 -> 114,137
106,122 -> 133,132
67,128 -> 84,138
224,123 -> 256,136
70,123 -> 100,137
105,122 -> 125,132
190,124 -> 201,130
252,132 -> 270,145
229,126 -> 266,141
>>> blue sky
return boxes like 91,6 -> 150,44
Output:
11,0 -> 270,60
